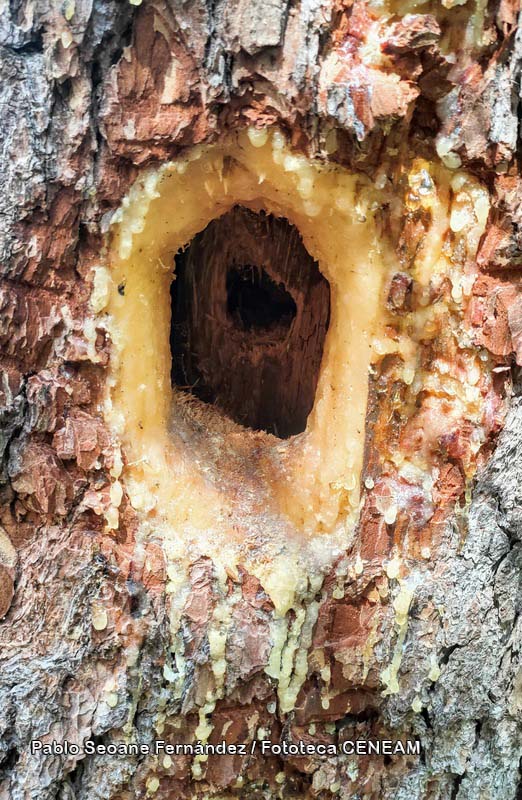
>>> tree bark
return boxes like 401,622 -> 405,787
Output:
0,1 -> 521,799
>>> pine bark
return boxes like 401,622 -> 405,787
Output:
0,1 -> 521,799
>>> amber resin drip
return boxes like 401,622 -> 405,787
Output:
170,206 -> 330,438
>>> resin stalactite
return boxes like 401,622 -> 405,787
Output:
0,2 -> 521,800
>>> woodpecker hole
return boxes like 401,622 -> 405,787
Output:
170,206 -> 330,438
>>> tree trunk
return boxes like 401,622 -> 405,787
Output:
0,1 -> 521,799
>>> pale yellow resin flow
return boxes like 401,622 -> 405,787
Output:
96,127 -> 491,703
97,126 -> 489,617
99,127 -> 490,615
99,128 -> 394,607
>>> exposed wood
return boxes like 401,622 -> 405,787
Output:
171,206 -> 330,437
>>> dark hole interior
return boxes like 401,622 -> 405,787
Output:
226,266 -> 297,332
170,206 -> 330,438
